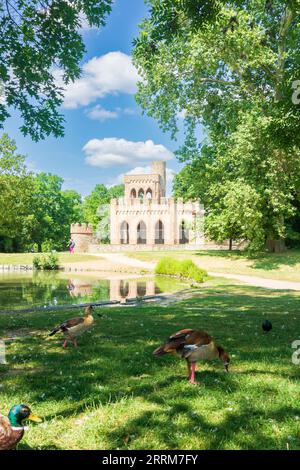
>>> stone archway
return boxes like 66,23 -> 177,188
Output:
130,188 -> 136,198
146,188 -> 152,199
137,221 -> 147,244
155,220 -> 164,244
138,189 -> 144,201
120,221 -> 129,244
179,220 -> 189,244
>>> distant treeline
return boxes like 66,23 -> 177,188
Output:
0,133 -> 124,253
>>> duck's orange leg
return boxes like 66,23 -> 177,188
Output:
189,362 -> 200,385
63,340 -> 68,348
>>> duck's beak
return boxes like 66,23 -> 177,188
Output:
28,413 -> 42,423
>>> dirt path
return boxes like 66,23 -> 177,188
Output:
97,253 -> 155,270
93,253 -> 300,291
207,271 -> 300,291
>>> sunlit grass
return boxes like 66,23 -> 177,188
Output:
127,249 -> 300,282
1,279 -> 300,449
0,252 -> 101,266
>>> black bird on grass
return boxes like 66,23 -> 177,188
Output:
262,320 -> 272,333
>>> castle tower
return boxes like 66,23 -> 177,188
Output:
123,160 -> 166,201
151,161 -> 166,197
70,223 -> 94,252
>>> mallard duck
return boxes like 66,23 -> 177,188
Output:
49,305 -> 94,348
153,328 -> 230,385
0,404 -> 41,450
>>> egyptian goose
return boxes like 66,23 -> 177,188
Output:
49,305 -> 94,347
0,404 -> 41,450
153,328 -> 230,385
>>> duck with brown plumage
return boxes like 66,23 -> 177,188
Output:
153,328 -> 230,385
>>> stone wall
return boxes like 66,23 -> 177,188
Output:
70,223 -> 95,252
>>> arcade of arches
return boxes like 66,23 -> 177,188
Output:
120,219 -> 189,245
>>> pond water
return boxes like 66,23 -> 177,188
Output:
0,272 -> 186,311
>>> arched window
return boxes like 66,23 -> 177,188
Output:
146,188 -> 152,199
179,220 -> 189,244
155,220 -> 164,244
120,221 -> 129,244
130,188 -> 136,198
138,189 -> 144,201
137,221 -> 147,244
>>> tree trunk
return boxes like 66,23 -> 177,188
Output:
265,238 -> 287,253
229,238 -> 233,251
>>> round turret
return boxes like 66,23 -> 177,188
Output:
70,223 -> 94,252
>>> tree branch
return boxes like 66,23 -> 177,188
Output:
198,77 -> 238,86
275,2 -> 295,101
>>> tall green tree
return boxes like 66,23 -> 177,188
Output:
0,0 -> 112,140
133,0 -> 300,251
82,183 -> 124,229
24,173 -> 82,251
0,133 -> 33,250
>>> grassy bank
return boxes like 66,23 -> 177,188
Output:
1,279 -> 300,450
127,249 -> 300,282
0,252 -> 100,266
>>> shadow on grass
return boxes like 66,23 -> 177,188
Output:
107,401 -> 300,450
193,249 -> 300,272
1,282 -> 300,449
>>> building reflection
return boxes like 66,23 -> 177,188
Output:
67,279 -> 93,298
66,278 -> 160,302
109,279 -> 159,302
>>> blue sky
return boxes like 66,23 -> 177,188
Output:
3,0 -> 186,196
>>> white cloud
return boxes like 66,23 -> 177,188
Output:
83,138 -> 173,168
56,52 -> 140,109
123,107 -> 136,115
86,105 -> 119,121
85,105 -> 136,121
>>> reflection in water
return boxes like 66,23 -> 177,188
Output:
109,280 -> 159,302
0,272 -> 164,311
67,278 -> 160,302
67,279 -> 93,298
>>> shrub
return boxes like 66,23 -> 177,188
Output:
32,253 -> 59,271
33,255 -> 43,270
155,257 -> 207,283
155,257 -> 180,276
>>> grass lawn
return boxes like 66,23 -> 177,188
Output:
1,278 -> 300,450
127,249 -> 300,282
0,252 -> 101,266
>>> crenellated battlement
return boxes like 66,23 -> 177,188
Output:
71,223 -> 93,235
111,197 -> 204,213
